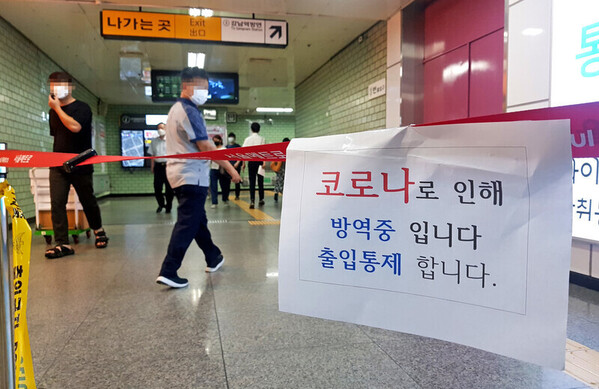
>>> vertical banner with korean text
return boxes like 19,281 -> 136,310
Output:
0,182 -> 36,388
278,120 -> 572,369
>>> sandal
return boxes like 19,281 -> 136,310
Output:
45,245 -> 75,259
95,229 -> 109,249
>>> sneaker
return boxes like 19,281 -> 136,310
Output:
156,274 -> 189,288
235,196 -> 240,200
156,206 -> 163,213
249,202 -> 255,209
210,204 -> 217,209
258,200 -> 265,206
206,255 -> 225,273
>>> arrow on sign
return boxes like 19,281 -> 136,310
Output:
269,25 -> 282,39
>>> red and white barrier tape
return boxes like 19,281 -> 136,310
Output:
0,142 -> 289,168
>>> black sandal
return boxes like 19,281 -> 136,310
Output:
45,245 -> 75,259
95,230 -> 109,248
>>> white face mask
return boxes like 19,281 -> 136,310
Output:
158,129 -> 166,137
191,88 -> 209,106
228,137 -> 235,143
52,86 -> 69,99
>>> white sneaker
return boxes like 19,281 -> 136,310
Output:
206,255 -> 225,273
156,275 -> 189,288
210,204 -> 217,209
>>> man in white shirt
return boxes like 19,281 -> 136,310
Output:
242,122 -> 266,209
148,122 -> 173,213
156,67 -> 241,289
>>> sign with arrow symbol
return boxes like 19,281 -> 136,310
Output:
270,25 -> 282,39
265,20 -> 287,46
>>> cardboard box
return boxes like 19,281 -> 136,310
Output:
38,210 -> 89,231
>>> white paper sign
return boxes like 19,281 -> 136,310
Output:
368,78 -> 386,100
279,121 -> 572,369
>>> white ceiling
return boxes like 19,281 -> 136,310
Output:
0,0 -> 412,111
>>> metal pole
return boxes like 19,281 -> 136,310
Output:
0,196 -> 15,389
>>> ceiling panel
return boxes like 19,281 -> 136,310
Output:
0,0 -> 412,110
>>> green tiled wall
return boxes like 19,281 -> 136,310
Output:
295,21 -> 387,138
0,17 -> 104,218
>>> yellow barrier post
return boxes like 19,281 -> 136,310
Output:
0,182 -> 36,389
0,195 -> 15,389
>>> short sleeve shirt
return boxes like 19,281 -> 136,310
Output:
242,132 -> 265,147
148,137 -> 167,163
49,99 -> 93,173
165,98 -> 210,188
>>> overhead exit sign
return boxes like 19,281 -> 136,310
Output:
100,10 -> 287,48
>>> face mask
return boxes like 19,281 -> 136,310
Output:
228,137 -> 235,143
191,88 -> 209,106
158,129 -> 166,137
52,86 -> 69,99
214,141 -> 222,146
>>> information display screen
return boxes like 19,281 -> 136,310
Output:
151,70 -> 239,104
120,130 -> 144,168
120,129 -> 159,168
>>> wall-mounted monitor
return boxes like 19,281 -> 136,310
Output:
151,70 -> 239,105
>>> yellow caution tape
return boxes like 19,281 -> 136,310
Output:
0,181 -> 36,389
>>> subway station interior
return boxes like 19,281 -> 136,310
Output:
0,0 -> 599,388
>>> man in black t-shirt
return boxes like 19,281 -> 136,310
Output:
45,72 -> 108,259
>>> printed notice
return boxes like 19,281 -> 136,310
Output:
279,120 -> 572,369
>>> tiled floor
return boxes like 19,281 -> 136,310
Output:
25,194 -> 597,388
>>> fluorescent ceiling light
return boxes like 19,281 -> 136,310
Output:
188,52 -> 206,68
189,8 -> 213,17
256,107 -> 294,113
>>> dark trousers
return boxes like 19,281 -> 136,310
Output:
220,172 -> 231,201
248,161 -> 264,203
154,163 -> 173,209
160,185 -> 221,276
209,169 -> 220,204
210,169 -> 233,203
232,164 -> 241,199
49,167 -> 102,245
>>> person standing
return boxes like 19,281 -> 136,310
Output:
45,72 -> 108,259
243,122 -> 265,209
225,132 -> 243,200
148,122 -> 173,213
156,67 -> 241,288
272,137 -> 290,202
209,134 -> 226,209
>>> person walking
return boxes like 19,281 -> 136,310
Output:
45,71 -> 108,259
226,132 -> 243,200
156,67 -> 241,288
209,134 -> 226,208
148,122 -> 174,213
242,122 -> 265,209
272,137 -> 290,202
